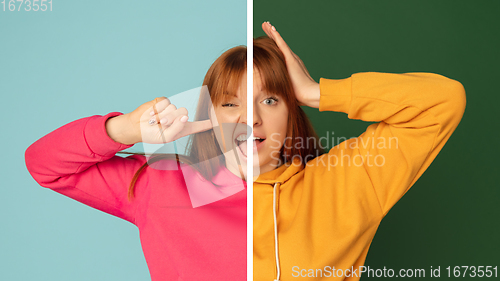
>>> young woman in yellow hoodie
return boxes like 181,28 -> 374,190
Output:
252,22 -> 466,280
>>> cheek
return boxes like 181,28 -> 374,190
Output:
211,109 -> 230,125
279,108 -> 289,135
269,120 -> 289,149
213,109 -> 240,124
262,106 -> 289,137
272,121 -> 287,137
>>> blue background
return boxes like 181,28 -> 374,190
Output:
0,0 -> 245,280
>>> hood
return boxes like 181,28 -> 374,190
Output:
253,157 -> 304,185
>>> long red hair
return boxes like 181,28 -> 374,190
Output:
120,37 -> 323,201
254,36 -> 324,165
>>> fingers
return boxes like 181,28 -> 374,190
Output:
176,120 -> 213,139
147,97 -> 188,127
150,97 -> 171,116
262,22 -> 314,82
261,22 -> 274,39
163,118 -> 212,143
145,97 -> 170,125
157,105 -> 187,127
162,115 -> 190,142
145,96 -> 214,142
262,21 -> 295,64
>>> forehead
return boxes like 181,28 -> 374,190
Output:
236,71 -> 247,97
222,67 -> 279,100
225,70 -> 268,100
221,72 -> 246,101
253,68 -> 265,94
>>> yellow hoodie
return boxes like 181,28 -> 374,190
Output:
253,72 -> 466,280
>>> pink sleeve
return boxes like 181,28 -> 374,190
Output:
25,112 -> 148,225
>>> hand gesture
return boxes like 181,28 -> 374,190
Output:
107,97 -> 212,145
262,21 -> 320,108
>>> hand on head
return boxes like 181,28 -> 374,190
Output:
262,22 -> 320,108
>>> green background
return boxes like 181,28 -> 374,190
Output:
254,0 -> 499,279
0,0 -> 245,280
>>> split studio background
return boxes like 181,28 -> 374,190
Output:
254,0 -> 499,279
0,0 -> 245,280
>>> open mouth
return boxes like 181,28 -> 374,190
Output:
234,134 -> 266,158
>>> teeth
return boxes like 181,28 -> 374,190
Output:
236,135 -> 263,141
236,135 -> 247,141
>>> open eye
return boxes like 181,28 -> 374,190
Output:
262,96 -> 279,106
222,103 -> 237,107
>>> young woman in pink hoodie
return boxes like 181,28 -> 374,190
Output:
25,46 -> 250,281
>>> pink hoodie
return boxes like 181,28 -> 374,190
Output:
25,112 -> 247,281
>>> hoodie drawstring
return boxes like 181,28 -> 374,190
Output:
273,182 -> 281,281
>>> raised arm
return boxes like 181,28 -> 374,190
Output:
25,96 -> 214,224
319,72 -> 466,214
25,112 -> 146,224
262,22 -> 466,215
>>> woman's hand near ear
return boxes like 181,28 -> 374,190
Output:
106,97 -> 213,145
262,21 -> 320,108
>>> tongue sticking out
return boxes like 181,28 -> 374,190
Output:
237,140 -> 260,157
238,140 -> 247,157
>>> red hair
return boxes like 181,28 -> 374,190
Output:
121,37 -> 323,201
254,36 -> 324,165
120,45 -> 247,201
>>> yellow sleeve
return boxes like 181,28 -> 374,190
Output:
319,72 -> 466,215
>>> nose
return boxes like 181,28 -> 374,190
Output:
237,105 -> 261,127
253,106 -> 262,127
238,105 -> 248,124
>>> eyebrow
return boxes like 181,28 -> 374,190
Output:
224,92 -> 238,97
